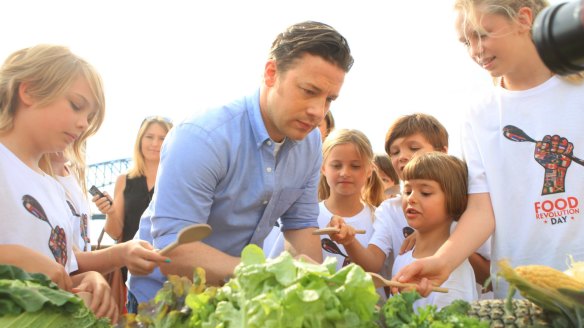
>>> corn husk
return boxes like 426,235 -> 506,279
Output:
564,255 -> 584,285
498,259 -> 584,328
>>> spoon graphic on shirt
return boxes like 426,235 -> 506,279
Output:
503,125 -> 584,166
321,238 -> 351,266
159,224 -> 213,256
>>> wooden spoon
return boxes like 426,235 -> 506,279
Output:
368,272 -> 449,293
159,224 -> 212,256
312,227 -> 366,235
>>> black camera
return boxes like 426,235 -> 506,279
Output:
532,0 -> 584,75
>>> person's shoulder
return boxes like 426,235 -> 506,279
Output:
377,196 -> 403,212
180,92 -> 256,134
394,249 -> 414,264
115,174 -> 127,186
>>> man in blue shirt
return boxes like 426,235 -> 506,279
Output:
128,21 -> 354,304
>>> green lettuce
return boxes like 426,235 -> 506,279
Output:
382,291 -> 488,328
128,244 -> 380,327
0,265 -> 110,328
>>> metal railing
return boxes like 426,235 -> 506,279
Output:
86,158 -> 131,189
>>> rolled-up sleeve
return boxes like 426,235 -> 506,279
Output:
279,142 -> 321,231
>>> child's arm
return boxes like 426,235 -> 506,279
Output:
328,216 -> 387,272
75,240 -> 169,275
93,174 -> 125,241
345,243 -> 387,273
469,253 -> 491,290
0,244 -> 73,291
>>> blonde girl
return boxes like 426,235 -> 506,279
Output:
318,128 -> 384,271
395,0 -> 584,299
0,44 -> 116,321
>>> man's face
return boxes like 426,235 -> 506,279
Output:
261,53 -> 345,142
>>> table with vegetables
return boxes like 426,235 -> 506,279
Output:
1,245 -> 583,327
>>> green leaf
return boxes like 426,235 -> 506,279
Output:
240,244 -> 265,266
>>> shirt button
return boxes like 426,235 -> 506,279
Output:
263,200 -> 268,205
267,140 -> 272,146
266,167 -> 272,173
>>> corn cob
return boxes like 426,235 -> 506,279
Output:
514,265 -> 584,291
498,260 -> 584,327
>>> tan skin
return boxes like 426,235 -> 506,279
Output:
394,6 -> 548,297
156,54 -> 343,285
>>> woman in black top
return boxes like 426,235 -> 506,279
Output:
95,116 -> 173,280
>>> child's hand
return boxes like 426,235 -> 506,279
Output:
399,230 -> 417,254
72,271 -> 118,323
327,215 -> 357,246
92,192 -> 113,214
121,240 -> 170,275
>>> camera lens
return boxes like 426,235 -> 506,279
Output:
532,0 -> 584,75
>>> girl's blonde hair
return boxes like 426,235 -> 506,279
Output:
402,152 -> 468,221
0,44 -> 106,174
454,0 -> 583,83
127,116 -> 173,179
318,128 -> 385,208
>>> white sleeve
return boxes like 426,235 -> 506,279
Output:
461,107 -> 489,194
368,205 -> 394,256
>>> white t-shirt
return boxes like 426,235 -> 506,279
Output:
392,250 -> 478,311
461,76 -> 584,298
317,202 -> 374,272
263,202 -> 376,264
0,143 -> 78,273
369,196 -> 410,261
57,174 -> 91,251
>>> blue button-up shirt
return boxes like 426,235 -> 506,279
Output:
129,89 -> 321,302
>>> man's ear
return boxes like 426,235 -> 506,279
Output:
18,82 -> 35,106
263,59 -> 277,87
